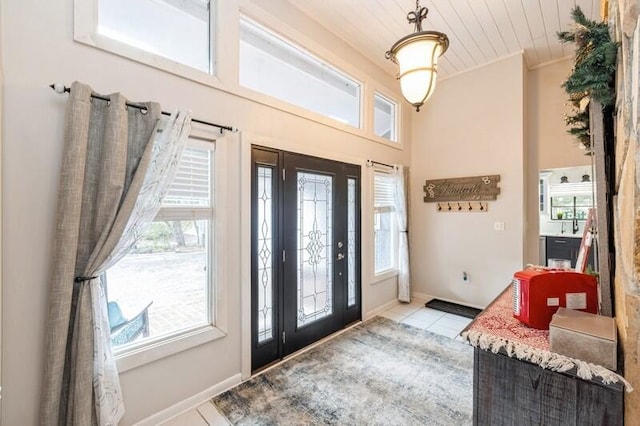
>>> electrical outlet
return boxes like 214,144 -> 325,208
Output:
494,221 -> 505,231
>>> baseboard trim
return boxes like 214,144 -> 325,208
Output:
134,373 -> 242,426
411,291 -> 434,302
363,298 -> 400,320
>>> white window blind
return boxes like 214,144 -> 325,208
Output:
374,172 -> 395,212
163,147 -> 211,207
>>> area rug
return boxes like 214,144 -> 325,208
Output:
212,316 -> 473,425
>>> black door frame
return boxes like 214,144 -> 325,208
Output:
251,146 -> 361,372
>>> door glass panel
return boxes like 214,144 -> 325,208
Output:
297,172 -> 333,327
257,166 -> 274,342
347,178 -> 356,307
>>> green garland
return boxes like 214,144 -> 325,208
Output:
557,6 -> 618,152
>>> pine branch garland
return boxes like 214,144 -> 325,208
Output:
557,6 -> 618,152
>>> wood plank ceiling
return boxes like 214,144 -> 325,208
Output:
288,0 -> 603,78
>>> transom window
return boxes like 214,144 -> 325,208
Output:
105,138 -> 215,351
374,93 -> 398,142
76,2 -> 404,147
87,0 -> 214,73
239,16 -> 362,128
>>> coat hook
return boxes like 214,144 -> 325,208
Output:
457,203 -> 462,211
468,202 -> 472,211
447,203 -> 452,211
437,203 -> 442,211
480,203 -> 484,211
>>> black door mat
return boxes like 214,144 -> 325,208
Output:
425,299 -> 482,319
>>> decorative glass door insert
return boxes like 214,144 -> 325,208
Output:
296,172 -> 334,327
347,178 -> 357,307
257,166 -> 274,342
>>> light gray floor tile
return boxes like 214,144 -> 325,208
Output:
161,409 -> 208,426
197,402 -> 230,426
379,310 -> 408,321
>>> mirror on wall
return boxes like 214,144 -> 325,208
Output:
539,165 -> 596,236
539,164 -> 597,270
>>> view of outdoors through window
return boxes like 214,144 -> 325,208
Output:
106,221 -> 209,347
106,145 -> 212,348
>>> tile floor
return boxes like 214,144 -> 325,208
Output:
378,299 -> 473,341
161,299 -> 472,425
161,402 -> 229,426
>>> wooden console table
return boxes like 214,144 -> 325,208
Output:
461,287 -> 628,425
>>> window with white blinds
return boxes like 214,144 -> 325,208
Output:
374,171 -> 397,275
105,137 -> 215,358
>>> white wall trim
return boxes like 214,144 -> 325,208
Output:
363,298 -> 399,320
133,373 -> 242,426
439,50 -> 525,83
410,292 -> 433,303
240,132 -> 252,381
529,55 -> 572,71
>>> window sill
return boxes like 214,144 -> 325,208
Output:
114,325 -> 226,373
369,134 -> 404,150
372,269 -> 399,284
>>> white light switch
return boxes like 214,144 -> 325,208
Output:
494,222 -> 505,231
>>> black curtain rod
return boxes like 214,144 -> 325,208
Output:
367,159 -> 395,169
50,84 -> 235,134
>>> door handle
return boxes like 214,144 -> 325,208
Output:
337,253 -> 344,260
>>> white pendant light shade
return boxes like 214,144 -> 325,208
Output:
394,35 -> 444,106
386,2 -> 448,112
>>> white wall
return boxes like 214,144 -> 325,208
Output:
0,0 -> 410,424
409,54 -> 526,308
529,58 -> 592,170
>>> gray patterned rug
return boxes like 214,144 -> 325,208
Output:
212,316 -> 473,425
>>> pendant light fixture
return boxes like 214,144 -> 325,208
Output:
385,0 -> 449,111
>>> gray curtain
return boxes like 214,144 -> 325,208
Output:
41,81 -> 191,425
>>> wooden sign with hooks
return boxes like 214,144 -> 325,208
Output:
424,175 -> 500,202
437,202 -> 488,212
